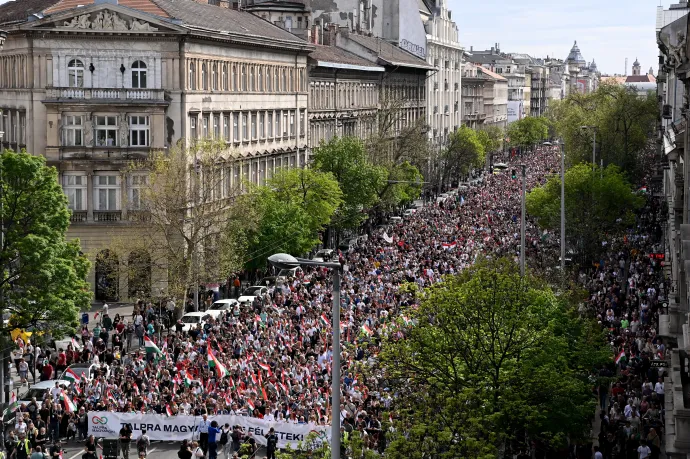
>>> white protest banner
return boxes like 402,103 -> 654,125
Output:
88,412 -> 329,449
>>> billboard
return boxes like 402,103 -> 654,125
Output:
507,101 -> 524,123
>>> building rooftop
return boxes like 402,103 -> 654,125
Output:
478,66 -> 506,81
346,34 -> 433,69
0,0 -> 60,25
45,0 -> 169,17
566,40 -> 586,67
625,74 -> 656,83
309,44 -> 385,71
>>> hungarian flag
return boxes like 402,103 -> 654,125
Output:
8,391 -> 18,413
64,368 -> 81,384
279,382 -> 288,394
228,377 -> 236,390
247,399 -> 255,412
94,312 -> 99,320
207,346 -> 230,378
320,314 -> 330,327
184,371 -> 194,387
71,337 -> 80,349
402,316 -> 412,326
257,362 -> 270,372
615,350 -> 625,364
165,405 -> 173,417
261,386 -> 268,401
361,324 -> 373,336
61,391 -> 77,413
133,384 -> 140,396
224,394 -> 232,406
143,336 -> 162,354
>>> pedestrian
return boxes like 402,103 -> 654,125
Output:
136,430 -> 150,458
191,441 -> 204,459
265,427 -> 278,459
83,435 -> 97,459
177,440 -> 192,459
207,421 -> 221,459
197,414 -> 209,453
219,424 -> 231,458
119,423 -> 132,459
637,439 -> 651,459
29,446 -> 44,459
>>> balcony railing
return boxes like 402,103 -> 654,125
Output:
45,88 -> 166,101
128,210 -> 151,223
69,211 -> 87,223
94,211 -> 122,222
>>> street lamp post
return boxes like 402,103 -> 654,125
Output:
268,253 -> 343,459
0,29 -> 6,407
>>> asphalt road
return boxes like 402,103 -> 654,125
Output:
57,439 -> 268,459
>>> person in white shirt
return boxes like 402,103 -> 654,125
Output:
197,414 -> 210,453
50,382 -> 63,401
637,440 -> 651,459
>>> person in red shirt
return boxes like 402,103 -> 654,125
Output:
56,349 -> 67,376
40,361 -> 53,382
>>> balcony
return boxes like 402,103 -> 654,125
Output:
44,88 -> 167,103
70,211 -> 87,223
94,211 -> 122,222
56,147 -> 150,162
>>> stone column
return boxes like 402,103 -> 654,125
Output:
120,171 -> 128,220
86,171 -> 94,222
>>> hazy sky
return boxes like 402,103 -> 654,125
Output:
0,0 -> 672,75
449,0 -> 663,76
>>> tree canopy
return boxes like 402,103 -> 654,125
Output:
379,258 -> 610,458
526,163 -> 644,263
442,125 -> 485,185
507,116 -> 550,150
0,150 -> 91,338
547,83 -> 656,180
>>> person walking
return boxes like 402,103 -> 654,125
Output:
136,430 -> 150,458
219,424 -> 232,459
207,421 -> 221,459
197,415 -> 210,454
265,427 -> 278,459
119,423 -> 132,459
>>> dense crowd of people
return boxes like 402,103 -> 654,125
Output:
2,145 -> 666,459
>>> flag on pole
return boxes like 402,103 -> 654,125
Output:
361,324 -> 373,336
8,391 -> 18,413
615,350 -> 625,365
257,362 -> 270,372
61,390 -> 77,413
207,345 -> 230,378
247,399 -> 255,412
165,405 -> 173,417
319,314 -> 330,327
143,336 -> 162,354
184,371 -> 193,387
64,368 -> 81,384
261,386 -> 268,401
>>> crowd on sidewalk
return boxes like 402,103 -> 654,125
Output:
3,145 -> 666,459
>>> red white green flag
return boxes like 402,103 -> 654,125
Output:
207,345 -> 230,378
143,336 -> 162,354
165,405 -> 173,417
61,391 -> 77,413
615,350 -> 625,364
64,368 -> 81,384
361,324 -> 373,336
320,314 -> 330,327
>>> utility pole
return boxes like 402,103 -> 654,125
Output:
520,164 -> 526,277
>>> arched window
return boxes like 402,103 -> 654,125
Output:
241,65 -> 247,91
95,250 -> 119,302
258,67 -> 263,92
222,64 -> 228,91
68,59 -> 84,88
189,62 -> 196,90
201,63 -> 208,90
232,64 -> 237,91
250,66 -> 255,91
282,69 -> 287,92
131,61 -> 147,89
212,63 -> 217,90
128,250 -> 151,299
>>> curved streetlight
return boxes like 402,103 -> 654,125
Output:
267,253 -> 343,459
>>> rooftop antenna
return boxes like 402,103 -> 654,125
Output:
624,57 -> 628,76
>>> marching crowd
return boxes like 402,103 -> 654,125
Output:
2,145 -> 666,459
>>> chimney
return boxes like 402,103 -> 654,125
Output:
470,45 -> 473,52
491,46 -> 495,54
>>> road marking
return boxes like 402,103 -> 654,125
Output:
149,447 -> 158,454
67,451 -> 83,459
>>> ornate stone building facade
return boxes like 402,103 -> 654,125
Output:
0,0 -> 313,300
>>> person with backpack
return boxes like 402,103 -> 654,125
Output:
265,427 -> 278,459
219,424 -> 231,458
136,430 -> 150,458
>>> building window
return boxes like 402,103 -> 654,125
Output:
212,64 -> 217,91
242,112 -> 248,141
258,67 -> 264,92
267,67 -> 273,92
232,65 -> 238,91
282,111 -> 288,137
251,113 -> 257,139
212,115 -> 219,138
68,59 -> 84,88
259,112 -> 265,138
275,110 -> 281,137
222,64 -> 228,91
201,64 -> 208,90
63,115 -> 83,146
282,70 -> 287,92
274,68 -> 279,92
63,173 -> 87,211
94,174 -> 120,211
95,115 -> 118,146
190,116 -> 197,139
128,173 -> 147,210
223,115 -> 229,140
289,111 -> 295,136
233,113 -> 239,142
129,115 -> 150,146
250,67 -> 255,91
189,62 -> 196,90
241,66 -> 247,91
202,115 -> 209,138
131,61 -> 147,89
268,112 -> 273,137
300,110 -> 305,136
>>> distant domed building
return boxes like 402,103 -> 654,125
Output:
632,58 -> 641,76
565,40 -> 598,94
566,40 -> 587,69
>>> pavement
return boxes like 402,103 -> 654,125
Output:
56,440 -> 268,459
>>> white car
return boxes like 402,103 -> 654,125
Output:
237,286 -> 269,304
312,249 -> 335,262
3,380 -> 72,424
206,299 -> 239,319
403,208 -> 417,217
179,312 -> 210,332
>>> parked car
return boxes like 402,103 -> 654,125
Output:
3,380 -> 72,424
403,208 -> 417,218
179,312 -> 211,332
60,362 -> 110,381
237,286 -> 269,304
338,238 -> 358,252
276,267 -> 303,282
206,299 -> 239,319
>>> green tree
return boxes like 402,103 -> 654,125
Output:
507,116 -> 550,150
526,163 -> 644,263
547,83 -> 657,179
267,167 -> 343,235
379,161 -> 423,209
379,258 -> 609,458
476,125 -> 504,156
0,150 -> 91,339
442,125 -> 485,186
311,137 -> 386,230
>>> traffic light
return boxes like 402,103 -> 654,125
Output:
511,169 -> 517,179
